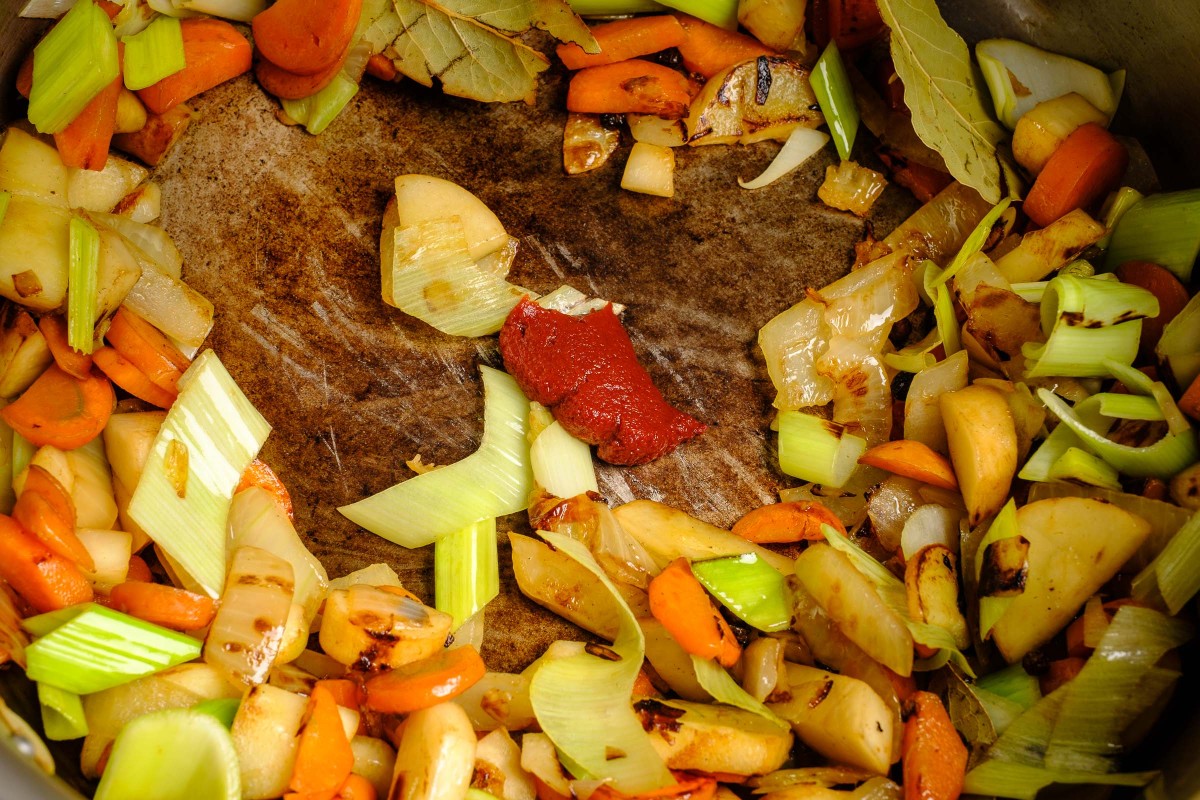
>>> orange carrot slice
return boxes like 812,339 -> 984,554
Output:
38,314 -> 94,381
859,439 -> 959,490
902,691 -> 968,800
364,53 -> 396,82
126,553 -> 153,582
566,60 -> 692,119
236,459 -> 295,521
591,772 -> 717,800
13,464 -> 93,571
673,14 -> 774,78
290,684 -> 355,795
137,19 -> 252,115
105,306 -> 190,392
334,774 -> 376,800
108,581 -> 216,631
255,40 -> 353,101
647,557 -> 740,667
731,500 -> 846,543
0,514 -> 93,613
557,16 -> 687,71
1,364 -> 115,450
1114,260 -> 1190,357
1022,122 -> 1128,227
54,74 -> 122,171
93,346 -> 177,409
1181,372 -> 1200,422
252,0 -> 363,76
363,645 -> 486,714
16,51 -> 33,99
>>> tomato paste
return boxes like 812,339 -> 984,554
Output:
499,298 -> 706,465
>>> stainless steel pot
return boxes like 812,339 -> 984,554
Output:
0,1 -> 1197,797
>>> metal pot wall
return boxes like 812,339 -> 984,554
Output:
0,1 -> 1198,798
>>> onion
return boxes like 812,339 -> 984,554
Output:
900,504 -> 962,561
884,182 -> 994,266
817,161 -> 888,217
203,546 -> 294,687
455,671 -> 536,732
739,127 -> 830,190
904,350 -> 969,453
741,637 -> 785,702
866,476 -> 924,553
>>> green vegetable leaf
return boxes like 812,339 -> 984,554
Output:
876,0 -> 1010,202
386,0 -> 596,103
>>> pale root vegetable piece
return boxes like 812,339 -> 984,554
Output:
113,181 -> 161,223
1012,92 -> 1108,175
990,497 -> 1150,663
940,385 -> 1017,526
0,196 -> 71,311
453,671 -> 536,732
352,736 -> 397,800
639,617 -> 710,702
621,142 -> 675,198
157,662 -> 243,701
993,208 -> 1105,283
904,544 -> 969,650
0,310 -> 54,398
904,349 -> 969,456
639,700 -> 793,776
793,543 -> 914,677
67,155 -> 149,212
737,0 -> 805,50
769,663 -> 894,774
94,224 -> 144,327
627,114 -> 687,148
474,728 -> 536,800
318,584 -> 453,670
686,57 -> 824,146
389,702 -> 477,800
81,671 -> 204,778
76,528 -> 131,590
392,175 -> 507,261
0,128 -> 68,207
231,684 -> 307,800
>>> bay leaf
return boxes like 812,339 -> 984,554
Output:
877,0 -> 1010,203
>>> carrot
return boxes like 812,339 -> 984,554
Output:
1180,372 -> 1200,422
566,59 -> 692,119
96,0 -> 122,19
236,459 -> 295,521
37,314 -> 94,380
827,0 -> 886,51
137,19 -> 252,115
557,16 -> 687,71
363,645 -> 486,714
334,774 -> 376,800
534,778 -> 572,800
54,74 -> 123,171
0,514 -> 93,613
1039,657 -> 1087,695
591,772 -> 717,800
290,684 -> 355,796
92,346 -> 178,409
16,52 -> 33,99
255,40 -> 353,101
106,306 -> 190,392
1022,122 -> 1128,228
859,440 -> 959,490
886,666 -> 917,703
315,679 -> 362,713
732,500 -> 846,544
647,557 -> 741,668
252,0 -> 363,76
1114,260 -> 1191,357
1,364 -> 114,450
126,553 -> 153,582
108,581 -> 216,630
111,102 -> 197,166
673,15 -> 774,79
13,464 -> 93,571
902,691 -> 968,800
364,53 -> 396,82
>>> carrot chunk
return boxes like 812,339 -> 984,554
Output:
1114,260 -> 1190,357
14,464 -> 93,571
858,439 -> 959,490
38,314 -> 94,380
566,60 -> 692,119
93,346 -> 177,409
647,557 -> 740,667
289,684 -> 355,795
54,74 -> 123,171
106,306 -> 190,390
673,14 -> 774,78
557,16 -> 687,71
1023,122 -> 1128,227
236,459 -> 295,521
255,40 -> 353,101
137,19 -> 252,115
252,0 -> 363,76
0,514 -> 93,613
1,364 -> 115,450
363,645 -> 486,715
732,500 -> 846,543
902,691 -> 968,800
108,581 -> 216,631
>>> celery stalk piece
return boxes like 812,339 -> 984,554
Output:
281,74 -> 360,136
1139,509 -> 1200,615
94,709 -> 241,800
121,16 -> 186,91
529,532 -> 673,793
192,697 -> 240,728
1096,186 -> 1143,250
1095,393 -> 1165,422
23,603 -> 201,694
810,43 -> 858,161
777,411 -> 866,489
1104,189 -> 1200,282
530,420 -> 597,500
339,366 -> 533,548
975,663 -> 1041,710
690,553 -> 790,632
1045,447 -> 1121,491
649,0 -> 736,29
37,682 -> 88,741
568,0 -> 665,14
689,656 -> 785,727
67,215 -> 101,354
434,517 -> 500,630
128,350 -> 271,596
962,760 -> 1156,800
935,198 -> 1013,289
1156,292 -> 1200,389
28,0 -> 121,134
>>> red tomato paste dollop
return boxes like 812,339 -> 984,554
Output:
499,298 -> 707,466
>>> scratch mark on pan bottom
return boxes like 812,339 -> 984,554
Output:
715,449 -> 775,507
596,465 -> 635,505
526,235 -> 567,280
323,427 -> 343,473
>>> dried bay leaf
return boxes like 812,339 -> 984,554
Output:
877,0 -> 1011,203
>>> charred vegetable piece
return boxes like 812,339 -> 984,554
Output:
686,56 -> 823,146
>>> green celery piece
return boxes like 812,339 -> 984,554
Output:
777,411 -> 866,489
650,0 -> 736,29
37,682 -> 88,741
121,16 -> 186,92
339,366 -> 532,549
810,43 -> 859,161
281,74 -> 360,135
24,603 -> 201,695
128,349 -> 271,596
28,0 -> 120,134
1105,189 -> 1200,282
192,697 -> 240,729
568,0 -> 665,14
67,215 -> 100,354
434,517 -> 500,629
691,553 -> 790,632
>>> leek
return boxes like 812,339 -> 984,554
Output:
529,531 -> 673,793
649,0 -> 736,29
28,0 -> 120,134
1103,358 -> 1191,435
1105,189 -> 1200,281
23,603 -> 201,695
1036,389 -> 1198,479
568,0 -> 666,14
690,553 -> 791,632
810,43 -> 858,161
883,350 -> 935,373
192,697 -> 240,728
690,656 -> 785,727
1018,418 -> 1083,483
738,127 -> 830,190
1039,274 -> 1159,331
984,686 -> 1066,767
280,74 -> 360,136
777,411 -> 866,489
1045,447 -> 1122,490
1022,321 -> 1140,379
1136,509 -> 1200,615
975,499 -> 1020,639
974,686 -> 1026,735
67,215 -> 100,354
339,366 -> 533,548
121,15 -> 186,91
1156,292 -> 1200,388
1096,393 -> 1165,421
976,664 -> 1041,710
128,350 -> 271,596
434,517 -> 499,630
1097,186 -> 1143,250
38,682 -> 88,741
934,198 -> 1013,289
962,760 -> 1155,800
924,264 -> 960,356
529,420 -> 598,500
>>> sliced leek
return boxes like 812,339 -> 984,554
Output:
690,656 -> 785,727
1045,447 -> 1122,491
67,215 -> 100,354
777,412 -> 866,489
1096,393 -> 1165,422
128,350 -> 271,596
121,15 -> 186,91
339,366 -> 532,548
963,760 -> 1155,800
529,419 -> 597,500
1022,321 -> 1140,379
924,263 -> 961,356
1105,189 -> 1200,281
435,517 -> 500,630
1134,509 -> 1200,615
38,682 -> 88,741
974,499 -> 1020,639
28,0 -> 120,134
935,198 -> 1012,288
975,664 -> 1041,710
690,553 -> 790,632
1156,292 -> 1200,388
810,43 -> 858,161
